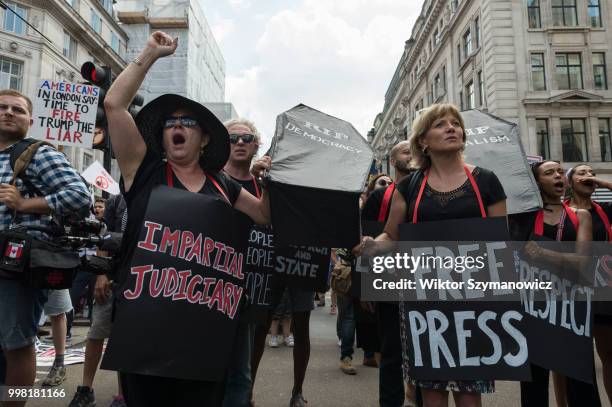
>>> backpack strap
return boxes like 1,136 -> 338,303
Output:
9,139 -> 54,196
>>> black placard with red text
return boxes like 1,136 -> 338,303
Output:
101,185 -> 251,381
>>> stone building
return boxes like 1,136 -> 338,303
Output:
0,0 -> 128,179
115,0 -> 225,105
371,0 -> 612,181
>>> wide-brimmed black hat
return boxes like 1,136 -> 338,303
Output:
135,94 -> 230,171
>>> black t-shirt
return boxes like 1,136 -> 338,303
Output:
396,167 -> 506,222
361,187 -> 387,222
117,149 -> 243,284
229,174 -> 261,198
590,201 -> 612,242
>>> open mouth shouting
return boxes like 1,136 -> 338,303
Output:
172,134 -> 186,145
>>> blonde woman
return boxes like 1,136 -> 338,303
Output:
362,104 -> 506,407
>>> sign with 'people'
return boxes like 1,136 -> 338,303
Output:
31,80 -> 99,148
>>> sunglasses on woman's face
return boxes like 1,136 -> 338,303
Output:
229,133 -> 255,144
377,179 -> 392,187
163,116 -> 199,128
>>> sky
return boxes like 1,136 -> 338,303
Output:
201,0 -> 422,152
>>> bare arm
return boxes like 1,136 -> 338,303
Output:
234,187 -> 271,225
104,31 -> 178,192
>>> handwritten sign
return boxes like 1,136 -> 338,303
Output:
31,80 -> 99,148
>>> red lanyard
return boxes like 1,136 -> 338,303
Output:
534,202 -> 578,241
378,183 -> 395,222
165,163 -> 230,204
563,199 -> 611,241
412,166 -> 486,223
251,176 -> 261,199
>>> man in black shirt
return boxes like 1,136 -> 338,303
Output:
361,140 -> 417,407
222,118 -> 262,407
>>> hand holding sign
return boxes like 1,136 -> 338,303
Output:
251,155 -> 271,179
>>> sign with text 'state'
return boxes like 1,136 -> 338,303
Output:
31,80 -> 99,148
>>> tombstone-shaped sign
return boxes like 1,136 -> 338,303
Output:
462,109 -> 542,214
267,104 -> 373,248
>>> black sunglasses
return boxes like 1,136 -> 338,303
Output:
163,116 -> 199,128
377,179 -> 392,186
229,133 -> 255,144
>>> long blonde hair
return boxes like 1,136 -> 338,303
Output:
408,103 -> 466,169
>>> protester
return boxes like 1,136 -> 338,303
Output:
69,194 -> 128,407
360,104 -> 507,406
516,160 -> 598,407
268,289 -> 294,348
367,174 -> 393,196
250,157 -> 315,407
0,89 -> 90,405
360,141 -> 416,407
222,117 -> 263,407
40,290 -> 73,386
93,197 -> 105,221
565,164 -> 612,404
103,31 -> 270,406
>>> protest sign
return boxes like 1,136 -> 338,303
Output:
395,218 -> 531,380
242,224 -> 274,323
267,104 -> 373,248
101,185 -> 251,381
31,80 -> 99,148
516,239 -> 596,383
462,110 -> 542,214
273,245 -> 331,291
81,161 -> 120,195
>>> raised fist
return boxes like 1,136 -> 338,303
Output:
146,31 -> 178,58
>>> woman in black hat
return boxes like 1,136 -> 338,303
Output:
102,31 -> 270,406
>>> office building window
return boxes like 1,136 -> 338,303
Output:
3,2 -> 27,35
90,9 -> 102,33
561,118 -> 588,161
111,32 -> 120,53
474,17 -> 480,48
463,29 -> 472,59
459,90 -> 464,110
593,52 -> 607,90
466,81 -> 475,109
531,53 -> 547,91
457,44 -> 462,68
527,0 -> 542,28
556,53 -> 583,89
0,57 -> 23,91
478,70 -> 484,106
63,31 -> 77,62
600,118 -> 612,161
588,0 -> 602,27
536,119 -> 551,159
552,0 -> 577,26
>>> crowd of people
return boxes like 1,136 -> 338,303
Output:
1,30 -> 612,407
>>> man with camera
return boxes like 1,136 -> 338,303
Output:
0,89 -> 90,406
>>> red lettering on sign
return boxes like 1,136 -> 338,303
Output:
124,265 -> 154,299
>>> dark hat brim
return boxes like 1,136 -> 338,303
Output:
134,94 -> 230,171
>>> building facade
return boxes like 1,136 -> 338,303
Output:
115,0 -> 225,105
371,0 -> 612,181
0,0 -> 128,185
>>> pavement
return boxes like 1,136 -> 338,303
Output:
26,299 -> 612,407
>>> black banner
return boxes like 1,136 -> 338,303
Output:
398,218 -> 531,381
101,186 -> 251,381
273,245 -> 331,291
242,225 -> 274,323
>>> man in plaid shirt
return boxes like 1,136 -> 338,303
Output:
0,89 -> 90,401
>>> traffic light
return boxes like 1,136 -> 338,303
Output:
81,62 -> 112,150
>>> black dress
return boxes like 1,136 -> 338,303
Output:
396,166 -> 506,393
